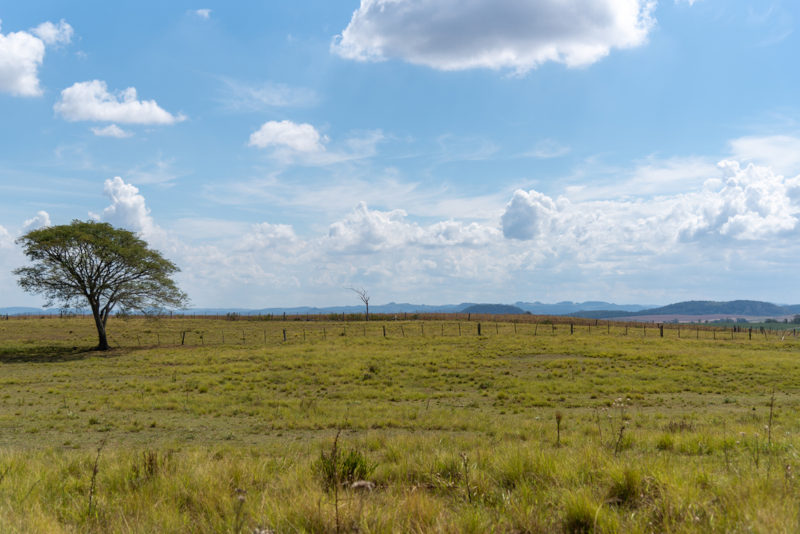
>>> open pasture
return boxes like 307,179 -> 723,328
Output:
0,315 -> 799,533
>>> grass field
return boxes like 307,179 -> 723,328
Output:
0,315 -> 798,533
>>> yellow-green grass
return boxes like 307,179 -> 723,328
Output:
0,316 -> 799,532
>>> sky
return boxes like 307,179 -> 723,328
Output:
2,0 -> 800,309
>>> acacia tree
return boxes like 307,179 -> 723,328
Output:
14,220 -> 188,350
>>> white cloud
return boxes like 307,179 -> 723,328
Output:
249,120 -> 327,152
333,0 -> 655,72
92,177 -> 158,238
0,22 -> 46,96
676,160 -> 800,241
31,20 -> 73,46
126,157 -> 183,185
22,211 -> 51,232
502,160 -> 800,247
524,139 -> 571,159
91,124 -> 133,138
219,78 -> 318,110
729,135 -> 800,176
236,222 -> 298,249
326,202 -> 500,253
195,9 -> 212,19
501,190 -> 559,240
0,224 -> 12,248
54,80 -> 185,125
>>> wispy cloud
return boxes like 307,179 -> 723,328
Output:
218,78 -> 318,111
523,139 -> 571,159
91,124 -> 133,138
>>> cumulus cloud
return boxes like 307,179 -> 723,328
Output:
91,124 -> 133,138
676,160 -> 800,241
0,19 -> 73,96
501,190 -> 559,240
235,222 -> 300,252
327,202 -> 499,253
333,0 -> 655,72
22,211 -> 51,232
54,80 -> 185,124
502,160 -> 800,248
91,177 -> 158,237
248,120 -> 327,152
31,20 -> 73,46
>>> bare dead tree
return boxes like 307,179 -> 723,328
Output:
349,287 -> 370,321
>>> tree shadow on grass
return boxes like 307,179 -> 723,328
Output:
0,345 -> 119,363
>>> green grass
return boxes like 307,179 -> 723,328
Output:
0,315 -> 799,532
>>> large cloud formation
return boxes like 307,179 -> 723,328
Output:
0,19 -> 72,96
15,157 -> 794,308
54,80 -> 184,125
333,0 -> 655,72
502,160 -> 800,247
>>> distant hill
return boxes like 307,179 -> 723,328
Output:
569,300 -> 798,320
515,301 -> 650,315
461,304 -> 527,315
3,299 -> 798,319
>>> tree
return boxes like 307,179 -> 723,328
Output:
14,220 -> 188,350
348,287 -> 370,321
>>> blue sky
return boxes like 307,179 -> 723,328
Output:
2,0 -> 800,308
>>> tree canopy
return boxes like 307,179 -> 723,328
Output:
14,220 -> 188,350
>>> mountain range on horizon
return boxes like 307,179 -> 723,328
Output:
2,299 -> 799,319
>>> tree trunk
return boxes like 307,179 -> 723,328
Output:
365,302 -> 369,321
91,306 -> 110,350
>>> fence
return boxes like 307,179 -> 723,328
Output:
3,314 -> 797,349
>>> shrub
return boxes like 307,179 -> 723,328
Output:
313,436 -> 375,491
